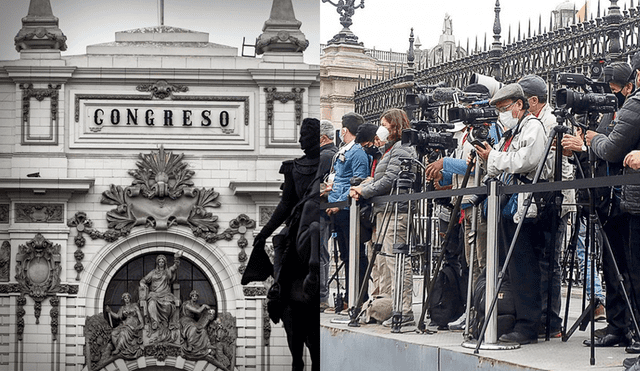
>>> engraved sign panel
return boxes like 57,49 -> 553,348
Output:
70,91 -> 253,151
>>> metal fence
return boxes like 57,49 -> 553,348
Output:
354,0 -> 639,123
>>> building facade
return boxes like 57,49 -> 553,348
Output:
0,0 -> 319,370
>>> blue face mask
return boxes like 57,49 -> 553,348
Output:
339,128 -> 346,141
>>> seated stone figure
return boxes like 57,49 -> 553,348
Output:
179,289 -> 216,358
106,292 -> 144,359
139,251 -> 182,343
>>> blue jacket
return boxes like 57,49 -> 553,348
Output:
328,142 -> 370,204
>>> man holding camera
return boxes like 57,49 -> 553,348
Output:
519,74 -> 575,338
473,83 -> 552,345
583,59 -> 640,351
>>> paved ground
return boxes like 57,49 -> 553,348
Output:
321,282 -> 634,371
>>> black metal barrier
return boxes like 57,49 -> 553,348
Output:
320,171 -> 640,346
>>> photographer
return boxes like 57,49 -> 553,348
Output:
473,83 -> 552,345
424,84 -> 501,295
581,60 -> 639,349
518,74 -> 574,338
350,108 -> 417,327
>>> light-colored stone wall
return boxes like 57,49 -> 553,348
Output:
0,46 -> 319,371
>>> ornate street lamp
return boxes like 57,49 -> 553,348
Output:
322,0 -> 365,46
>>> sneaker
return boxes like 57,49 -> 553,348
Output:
323,302 -> 348,314
448,313 -> 466,331
382,313 -> 415,327
320,302 -> 331,313
594,303 -> 606,321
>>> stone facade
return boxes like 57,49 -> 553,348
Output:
0,1 -> 319,370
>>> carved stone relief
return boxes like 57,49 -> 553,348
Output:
15,203 -> 64,223
259,206 -> 276,226
0,205 -> 9,223
136,80 -> 188,100
65,146 -> 255,244
84,304 -> 238,370
14,234 -> 74,339
66,212 -> 91,280
0,241 -> 9,282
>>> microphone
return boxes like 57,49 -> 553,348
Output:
391,81 -> 415,90
432,87 -> 463,102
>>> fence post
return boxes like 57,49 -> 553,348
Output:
485,179 -> 500,344
606,0 -> 625,62
349,197 -> 361,308
489,0 -> 503,81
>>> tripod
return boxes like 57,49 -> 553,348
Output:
329,215 -> 346,314
347,157 -> 423,333
560,116 -> 640,365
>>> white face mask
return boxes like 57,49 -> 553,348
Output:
339,127 -> 346,141
499,110 -> 518,129
376,125 -> 390,142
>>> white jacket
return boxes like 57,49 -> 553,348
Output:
486,114 -> 552,222
537,103 -> 576,217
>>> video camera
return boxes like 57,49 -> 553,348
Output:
401,121 -> 457,158
555,73 -> 617,114
397,81 -> 447,121
448,104 -> 497,147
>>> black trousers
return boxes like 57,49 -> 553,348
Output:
500,218 -> 544,338
600,213 -> 631,336
627,214 -> 640,333
282,301 -> 319,371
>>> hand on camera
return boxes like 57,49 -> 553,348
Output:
585,130 -> 598,146
560,134 -> 584,152
474,141 -> 491,161
425,158 -> 444,181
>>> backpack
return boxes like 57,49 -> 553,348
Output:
468,270 -> 516,340
428,263 -> 465,328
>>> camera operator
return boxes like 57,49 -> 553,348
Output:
518,74 -> 575,338
325,112 -> 371,310
473,83 -> 552,345
424,84 -> 501,295
580,60 -> 640,349
319,120 -> 338,312
350,108 -> 417,327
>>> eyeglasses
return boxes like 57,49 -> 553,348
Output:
496,102 -> 515,113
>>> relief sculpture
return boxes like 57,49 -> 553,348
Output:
84,254 -> 237,370
105,292 -> 144,359
139,252 -> 181,344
